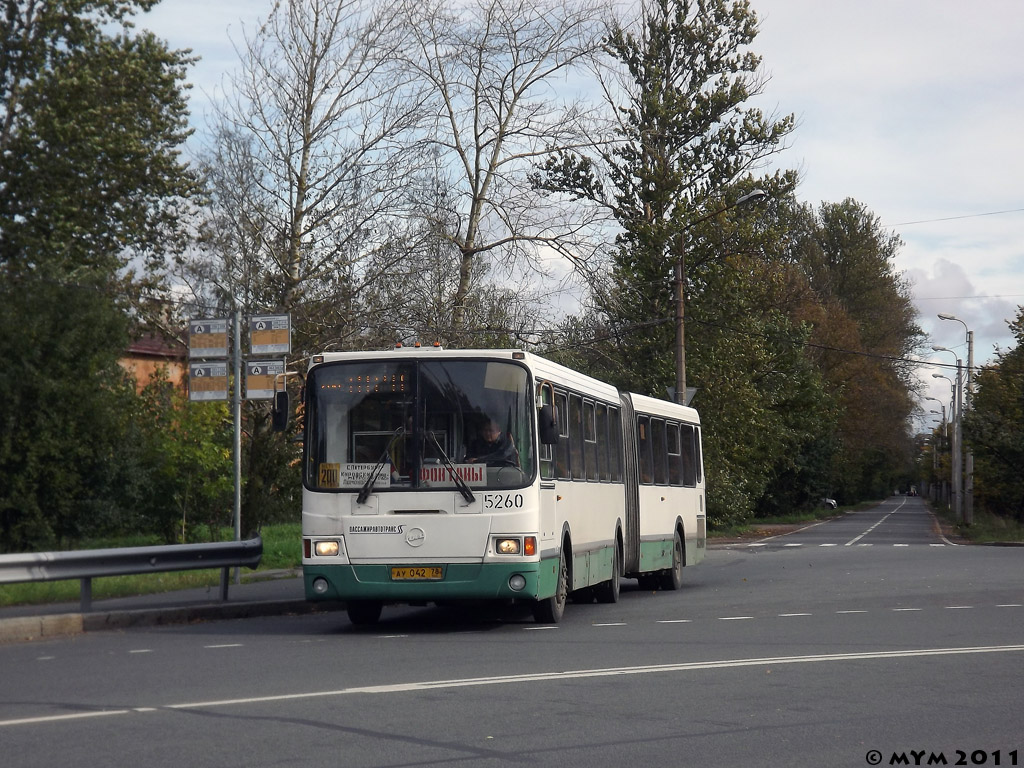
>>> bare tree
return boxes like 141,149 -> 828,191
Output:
396,0 -> 610,337
189,0 -> 422,350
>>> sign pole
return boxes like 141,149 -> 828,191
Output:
233,308 -> 242,583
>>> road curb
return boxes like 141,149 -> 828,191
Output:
0,599 -> 346,644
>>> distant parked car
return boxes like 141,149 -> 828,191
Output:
821,497 -> 837,510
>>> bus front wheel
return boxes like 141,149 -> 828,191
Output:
532,552 -> 568,623
346,600 -> 383,626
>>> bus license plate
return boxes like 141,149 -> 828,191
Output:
391,566 -> 443,581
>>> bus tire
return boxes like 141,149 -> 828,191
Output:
660,530 -> 684,591
346,600 -> 383,626
594,540 -> 621,604
533,551 -> 568,623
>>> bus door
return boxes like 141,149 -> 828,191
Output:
537,381 -> 560,549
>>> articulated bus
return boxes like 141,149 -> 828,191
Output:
300,346 -> 706,624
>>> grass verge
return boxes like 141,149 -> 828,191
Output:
931,504 -> 1024,544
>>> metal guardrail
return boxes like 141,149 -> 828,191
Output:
0,536 -> 263,612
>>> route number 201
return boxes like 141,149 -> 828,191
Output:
483,493 -> 524,509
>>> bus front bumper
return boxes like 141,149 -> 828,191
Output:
303,561 -> 546,602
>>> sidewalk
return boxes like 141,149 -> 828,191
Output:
0,570 -> 345,644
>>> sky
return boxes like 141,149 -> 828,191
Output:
139,0 -> 1024,427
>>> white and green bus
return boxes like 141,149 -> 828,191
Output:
300,346 -> 705,624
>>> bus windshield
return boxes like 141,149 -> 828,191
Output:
305,358 -> 535,492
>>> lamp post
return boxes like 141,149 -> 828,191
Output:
924,395 -> 947,504
674,189 -> 766,404
938,314 -> 974,525
932,368 -> 962,523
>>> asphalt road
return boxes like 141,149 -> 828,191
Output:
2,497 -> 1021,768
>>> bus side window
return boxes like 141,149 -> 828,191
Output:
637,416 -> 653,485
608,406 -> 622,482
569,394 -> 585,481
596,403 -> 610,482
555,391 -> 571,480
681,424 -> 696,487
667,422 -> 682,486
584,399 -> 598,480
694,426 -> 704,484
651,418 -> 668,485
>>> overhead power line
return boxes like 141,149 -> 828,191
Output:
889,207 -> 1024,227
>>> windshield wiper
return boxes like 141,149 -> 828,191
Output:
427,431 -> 476,504
356,427 -> 405,505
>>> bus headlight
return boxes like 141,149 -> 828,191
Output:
314,540 -> 340,557
495,537 -> 520,555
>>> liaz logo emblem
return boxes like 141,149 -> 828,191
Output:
405,527 -> 426,547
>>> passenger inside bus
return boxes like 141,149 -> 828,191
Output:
464,418 -> 520,467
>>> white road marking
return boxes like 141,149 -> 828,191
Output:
893,608 -> 922,612
656,619 -> 693,624
593,623 -> 626,627
845,498 -> 907,546
836,610 -> 868,614
718,616 -> 754,621
778,613 -> 812,617
4,645 -> 1022,728
204,644 -> 244,649
128,649 -> 153,655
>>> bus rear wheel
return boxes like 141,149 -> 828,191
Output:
346,600 -> 383,626
660,530 -> 683,591
532,552 -> 568,623
594,540 -> 621,604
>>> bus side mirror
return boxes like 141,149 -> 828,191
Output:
538,404 -> 559,445
271,390 -> 290,432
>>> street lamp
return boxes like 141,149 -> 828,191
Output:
938,313 -> 974,525
674,189 -> 767,404
932,367 -> 963,523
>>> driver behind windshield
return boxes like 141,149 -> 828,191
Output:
465,418 -> 520,467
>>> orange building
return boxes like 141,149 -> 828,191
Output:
119,334 -> 187,392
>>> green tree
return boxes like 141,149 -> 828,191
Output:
965,309 -> 1024,522
1,0 -> 198,278
537,0 -> 793,391
537,0 -> 817,525
789,199 -> 922,501
0,0 -> 200,551
0,279 -> 136,550
131,378 -> 234,543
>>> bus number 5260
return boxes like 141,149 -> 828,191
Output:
484,493 -> 524,509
